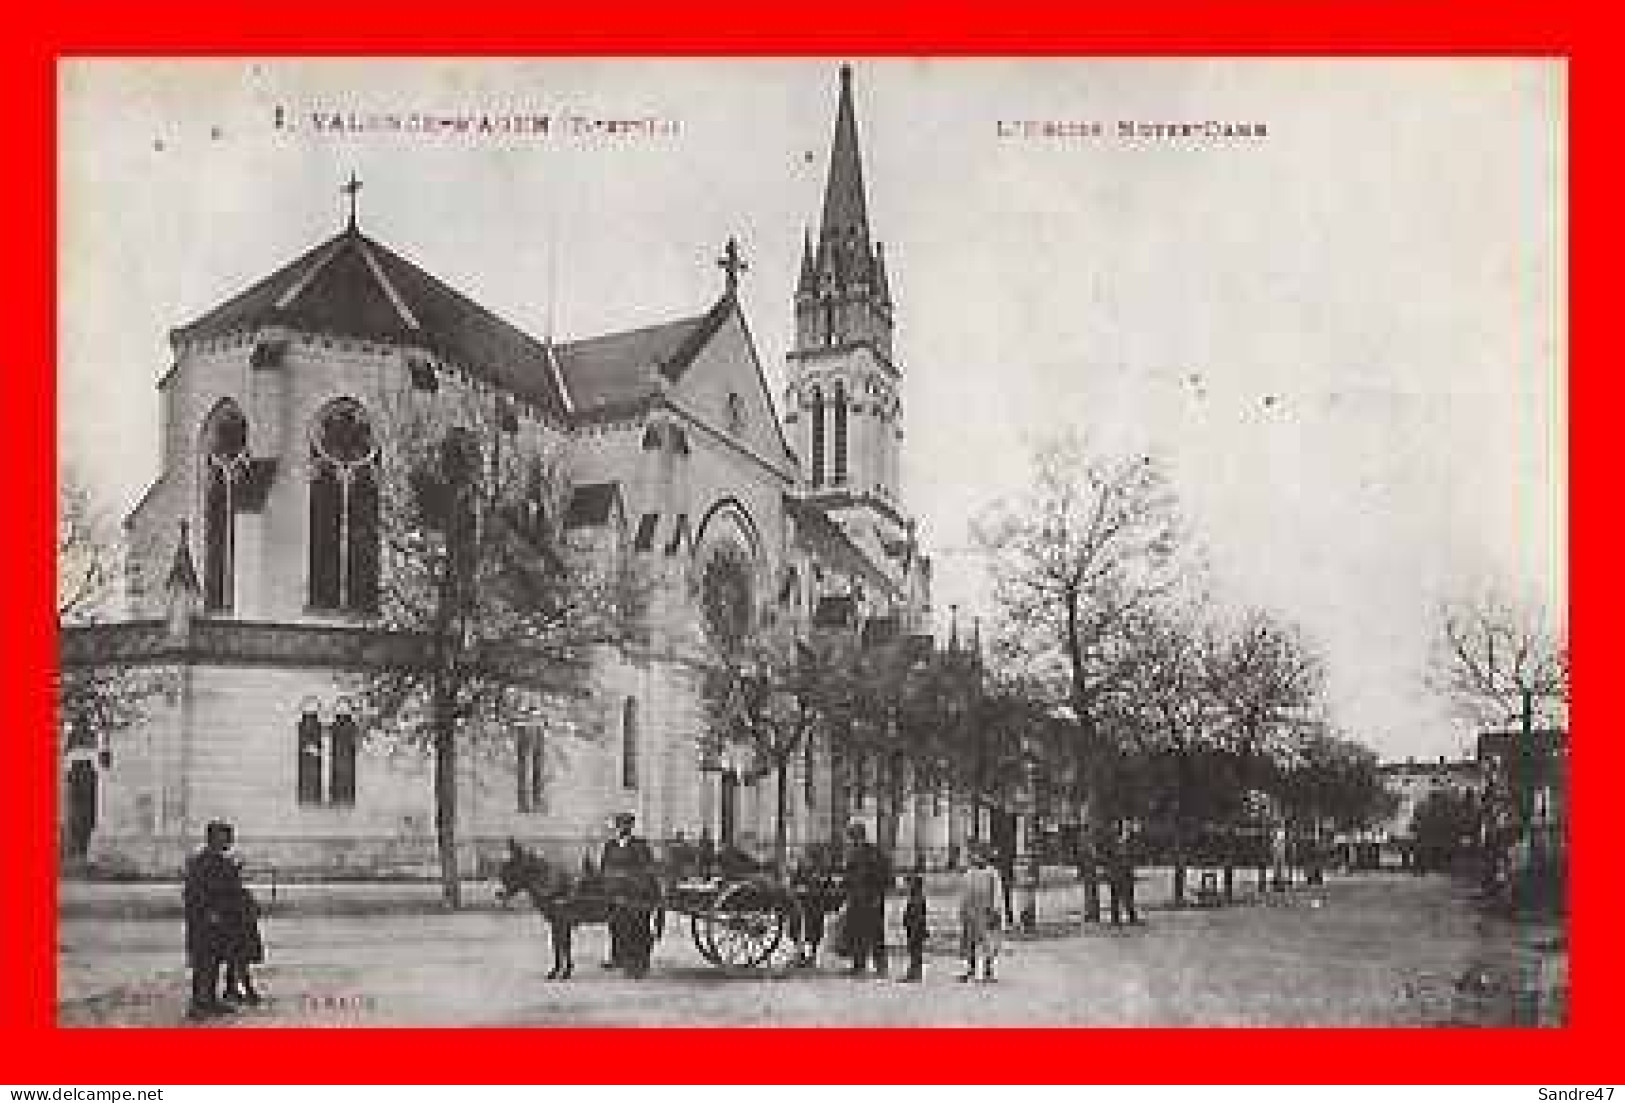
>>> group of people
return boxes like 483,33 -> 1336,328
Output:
183,819 -> 265,1019
180,812 -> 1143,1013
797,822 -> 1012,984
830,821 -> 1146,984
579,817 -> 1021,986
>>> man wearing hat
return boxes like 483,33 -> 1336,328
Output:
183,819 -> 248,1018
600,811 -> 656,977
1105,822 -> 1142,927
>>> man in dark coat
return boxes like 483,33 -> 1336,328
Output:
184,819 -> 248,1019
600,811 -> 657,977
1106,825 -> 1141,927
994,843 -> 1017,928
790,843 -> 835,967
842,821 -> 892,976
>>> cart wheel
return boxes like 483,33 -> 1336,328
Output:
691,912 -> 721,965
703,882 -> 788,969
763,895 -> 810,970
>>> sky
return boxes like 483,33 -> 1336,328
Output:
58,58 -> 1566,763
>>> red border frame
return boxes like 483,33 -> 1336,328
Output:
11,0 -> 1603,1083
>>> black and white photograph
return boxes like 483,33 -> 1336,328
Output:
56,58 -> 1567,1027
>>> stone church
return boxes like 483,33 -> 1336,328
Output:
61,66 -> 953,878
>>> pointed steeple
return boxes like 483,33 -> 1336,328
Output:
819,65 -> 871,251
787,64 -> 905,507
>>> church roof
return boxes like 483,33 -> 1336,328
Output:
173,227 -> 575,419
553,296 -> 734,412
171,226 -> 742,424
784,495 -> 898,600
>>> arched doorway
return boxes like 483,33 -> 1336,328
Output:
66,759 -> 97,861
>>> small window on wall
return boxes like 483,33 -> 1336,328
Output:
516,729 -> 545,813
621,697 -> 639,790
810,387 -> 825,488
329,708 -> 358,806
296,708 -> 324,805
296,702 -> 359,807
833,382 -> 848,486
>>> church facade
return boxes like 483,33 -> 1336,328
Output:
60,67 -> 964,878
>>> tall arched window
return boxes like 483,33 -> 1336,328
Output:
329,706 -> 358,806
517,727 -> 545,812
810,386 -> 825,489
621,697 -> 639,790
833,381 -> 848,487
700,544 -> 754,653
201,401 -> 249,612
296,706 -> 324,805
308,400 -> 380,613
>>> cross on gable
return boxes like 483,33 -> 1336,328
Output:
342,172 -> 363,229
716,236 -> 748,295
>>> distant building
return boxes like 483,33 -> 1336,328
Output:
1375,756 -> 1488,864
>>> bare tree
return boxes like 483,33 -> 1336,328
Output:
57,466 -> 116,622
1200,609 -> 1325,899
975,430 -> 1182,916
1431,591 -> 1567,891
354,387 -> 646,908
1431,590 -> 1569,731
57,468 -> 157,767
696,548 -> 820,875
1120,602 -> 1220,905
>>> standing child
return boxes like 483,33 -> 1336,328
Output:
900,874 -> 928,982
958,846 -> 1004,982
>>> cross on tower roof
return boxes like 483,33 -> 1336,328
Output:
342,172 -> 363,230
716,236 -> 748,296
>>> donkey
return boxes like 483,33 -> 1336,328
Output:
495,841 -> 613,980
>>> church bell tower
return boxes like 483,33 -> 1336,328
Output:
787,65 -> 906,528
